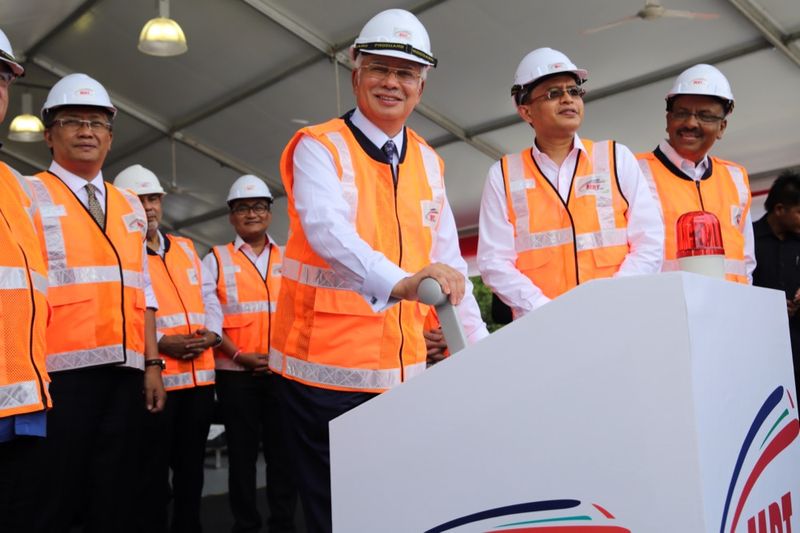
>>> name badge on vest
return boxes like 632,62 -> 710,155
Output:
575,173 -> 611,198
186,268 -> 199,285
421,200 -> 440,228
731,205 -> 743,228
123,212 -> 147,234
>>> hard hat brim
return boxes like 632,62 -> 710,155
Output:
352,42 -> 436,67
0,51 -> 23,77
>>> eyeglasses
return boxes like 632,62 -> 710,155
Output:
360,64 -> 422,85
231,203 -> 271,216
529,85 -> 586,103
669,110 -> 725,124
0,70 -> 16,88
53,118 -> 113,132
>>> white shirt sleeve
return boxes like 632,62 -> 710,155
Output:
143,243 -> 158,310
477,161 -> 551,318
200,257 -> 223,336
430,192 -> 489,343
292,135 -> 409,311
613,143 -> 665,277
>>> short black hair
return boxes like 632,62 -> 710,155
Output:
513,72 -> 582,106
765,170 -> 800,213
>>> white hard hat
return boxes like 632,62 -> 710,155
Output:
227,175 -> 272,204
42,73 -> 117,119
511,47 -> 588,106
666,64 -> 734,113
113,164 -> 166,196
0,29 -> 23,77
351,9 -> 437,67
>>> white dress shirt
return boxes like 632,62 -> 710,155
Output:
152,231 -> 222,340
291,107 -> 488,343
477,134 -> 664,318
48,161 -> 158,309
658,140 -> 755,281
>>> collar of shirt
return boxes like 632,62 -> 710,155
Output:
530,133 -> 586,189
155,230 -> 166,256
658,139 -> 709,181
233,233 -> 275,254
49,160 -> 106,200
351,107 -> 404,156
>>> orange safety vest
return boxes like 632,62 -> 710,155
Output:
637,148 -> 751,284
30,171 -> 148,372
212,241 -> 281,371
148,233 -> 214,390
501,140 -> 630,302
271,115 -> 443,393
0,163 -> 50,418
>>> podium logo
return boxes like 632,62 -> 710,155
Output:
425,499 -> 631,532
719,385 -> 800,533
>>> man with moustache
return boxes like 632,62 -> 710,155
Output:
478,47 -> 663,320
0,28 -> 51,532
114,164 -> 221,533
636,64 -> 753,283
273,8 -> 488,532
29,73 -> 165,533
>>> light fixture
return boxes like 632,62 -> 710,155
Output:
8,93 -> 44,142
138,0 -> 187,57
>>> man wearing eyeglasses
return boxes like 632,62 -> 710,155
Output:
28,73 -> 165,533
478,47 -> 663,320
202,174 -> 298,533
274,8 -> 488,532
0,28 -> 51,532
113,164 -> 222,533
637,64 -> 753,283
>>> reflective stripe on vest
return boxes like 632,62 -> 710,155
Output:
505,141 -> 626,255
215,245 -> 241,305
28,177 -> 68,272
48,265 -> 144,288
326,132 -> 358,223
46,346 -> 145,372
195,369 -> 215,384
727,165 -> 749,230
0,266 -> 48,295
0,380 -> 41,411
156,312 -> 206,330
281,257 -> 353,290
221,301 -> 275,314
9,166 -> 36,222
269,348 -> 426,391
163,372 -> 193,390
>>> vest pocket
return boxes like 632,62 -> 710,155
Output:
517,247 -> 555,270
47,288 -> 95,350
590,245 -> 628,268
309,288 -> 384,365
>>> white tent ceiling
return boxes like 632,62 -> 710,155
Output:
2,0 -> 799,250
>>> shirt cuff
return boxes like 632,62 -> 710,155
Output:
362,261 -> 409,312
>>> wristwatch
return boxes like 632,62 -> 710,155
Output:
145,358 -> 166,370
212,332 -> 223,347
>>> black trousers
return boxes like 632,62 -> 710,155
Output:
216,371 -> 298,533
34,367 -> 144,533
0,434 -> 46,533
276,377 -> 376,533
136,384 -> 215,533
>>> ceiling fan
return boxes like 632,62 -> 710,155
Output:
582,1 -> 719,35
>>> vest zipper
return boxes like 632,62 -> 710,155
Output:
0,209 -> 47,408
694,180 -> 706,211
391,163 -> 405,382
161,250 -> 197,386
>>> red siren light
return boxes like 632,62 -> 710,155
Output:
675,211 -> 726,279
676,211 -> 724,258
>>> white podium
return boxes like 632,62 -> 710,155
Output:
330,273 -> 800,532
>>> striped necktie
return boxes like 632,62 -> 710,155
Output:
85,183 -> 105,229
